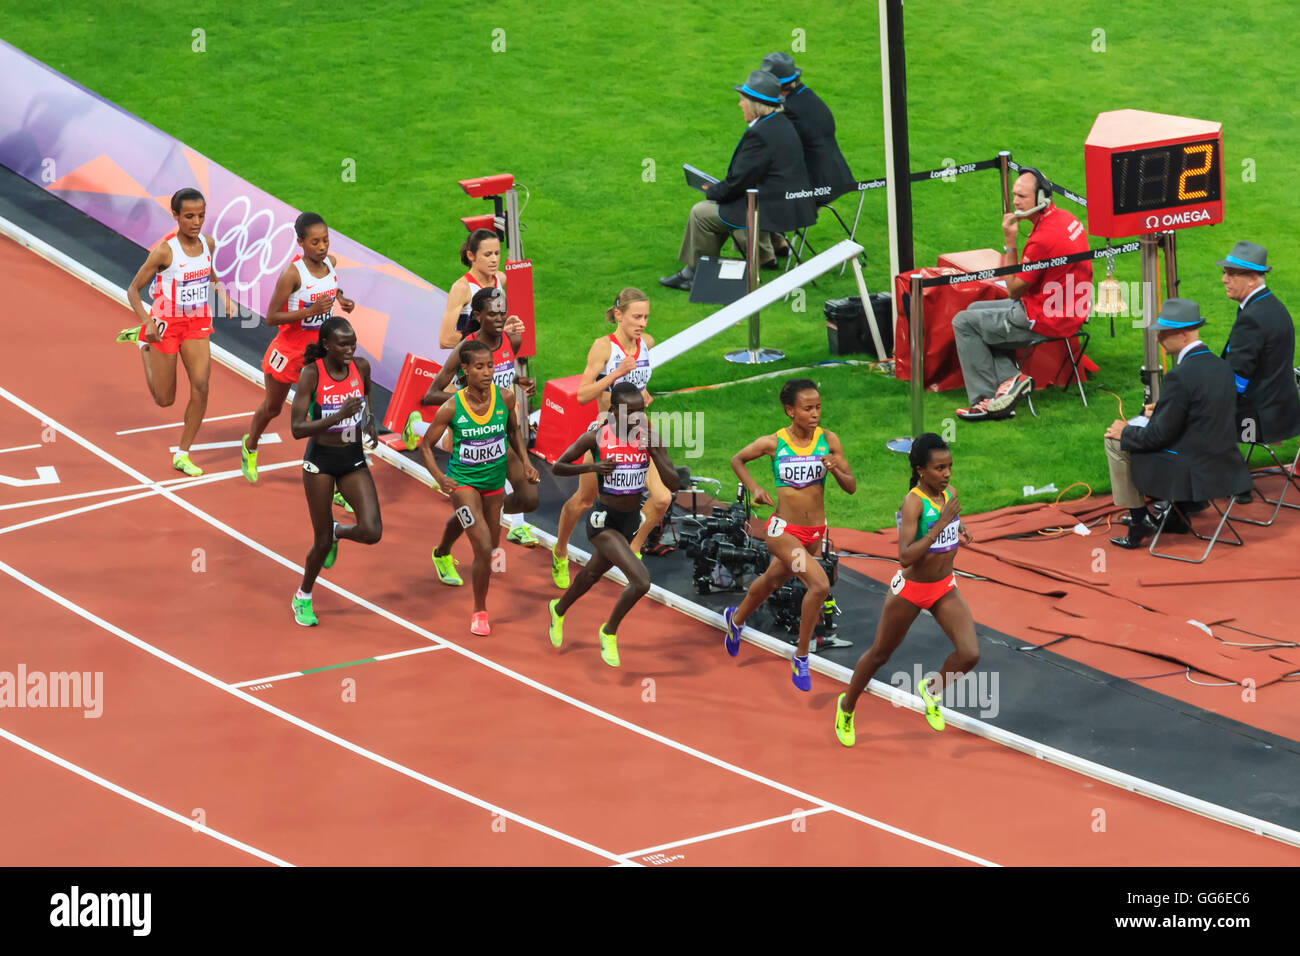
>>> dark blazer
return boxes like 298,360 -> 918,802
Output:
706,111 -> 817,234
781,84 -> 857,202
1121,344 -> 1253,502
1221,288 -> 1300,444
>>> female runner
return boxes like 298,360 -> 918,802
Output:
436,228 -> 524,349
119,187 -> 239,476
550,288 -> 666,588
410,288 -> 540,582
547,383 -> 680,667
241,212 -> 355,485
418,339 -> 535,635
722,379 -> 856,692
287,316 -> 383,626
834,433 -> 977,746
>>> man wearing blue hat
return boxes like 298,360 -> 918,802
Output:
1217,241 -> 1300,447
759,52 -> 857,202
1103,298 -> 1254,549
660,70 -> 816,291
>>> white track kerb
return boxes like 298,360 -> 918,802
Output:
3,214 -> 1297,853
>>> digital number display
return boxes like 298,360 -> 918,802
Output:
1110,139 -> 1221,216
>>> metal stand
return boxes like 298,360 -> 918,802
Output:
725,188 -> 785,364
888,272 -> 926,453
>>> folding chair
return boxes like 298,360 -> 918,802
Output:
1013,324 -> 1092,417
1148,498 -> 1243,564
1235,440 -> 1300,527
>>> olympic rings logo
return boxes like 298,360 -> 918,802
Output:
211,196 -> 297,293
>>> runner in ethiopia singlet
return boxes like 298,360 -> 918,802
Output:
446,384 -> 510,491
601,333 -> 652,392
142,232 -> 213,345
595,421 -> 649,497
905,487 -> 961,553
266,256 -> 339,382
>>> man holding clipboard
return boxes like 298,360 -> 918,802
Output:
659,70 -> 815,291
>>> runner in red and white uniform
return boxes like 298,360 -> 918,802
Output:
550,288 -> 665,588
436,228 -> 524,349
120,187 -> 238,477
240,212 -> 355,484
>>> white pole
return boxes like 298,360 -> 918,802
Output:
879,0 -> 901,312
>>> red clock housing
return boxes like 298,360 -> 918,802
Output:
1085,110 -> 1224,238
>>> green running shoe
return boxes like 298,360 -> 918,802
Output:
292,596 -> 318,626
115,326 -> 140,344
834,693 -> 856,747
507,522 -> 539,548
172,452 -> 203,477
599,624 -> 620,668
551,548 -> 569,589
402,411 -> 422,451
918,676 -> 946,732
548,599 -> 564,648
432,550 -> 463,586
323,539 -> 339,569
333,490 -> 354,513
240,434 -> 258,484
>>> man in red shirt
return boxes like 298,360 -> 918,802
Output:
952,168 -> 1092,421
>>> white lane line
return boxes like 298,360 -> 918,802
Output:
0,725 -> 293,867
0,385 -> 997,867
0,443 -> 41,456
0,460 -> 303,533
230,645 -> 449,689
0,558 -> 636,867
168,435 -> 281,453
621,807 -> 835,859
0,457 -> 299,512
117,411 -> 258,436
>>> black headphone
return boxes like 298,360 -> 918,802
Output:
1019,166 -> 1053,209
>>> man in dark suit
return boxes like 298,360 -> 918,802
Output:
660,71 -> 816,291
760,52 -> 856,202
1104,299 -> 1254,548
1217,241 -> 1300,447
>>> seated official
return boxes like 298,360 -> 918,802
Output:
1104,299 -> 1254,549
951,168 -> 1092,421
1216,241 -> 1300,446
660,70 -> 816,292
760,52 -> 857,203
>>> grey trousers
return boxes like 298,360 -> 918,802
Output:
678,200 -> 775,270
1104,436 -> 1145,509
951,298 -> 1046,404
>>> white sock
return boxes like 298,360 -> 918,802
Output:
332,521 -> 340,541
412,419 -> 431,439
296,588 -> 311,600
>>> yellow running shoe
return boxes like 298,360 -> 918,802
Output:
548,599 -> 564,648
551,547 -> 569,589
598,624 -> 620,668
402,411 -> 422,451
240,435 -> 258,484
918,676 -> 946,732
507,523 -> 539,547
432,550 -> 463,586
115,326 -> 140,344
333,490 -> 354,513
172,452 -> 203,477
834,693 -> 856,747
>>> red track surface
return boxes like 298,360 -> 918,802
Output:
2,234 -> 1297,866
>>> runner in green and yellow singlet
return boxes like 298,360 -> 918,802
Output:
418,339 -> 537,636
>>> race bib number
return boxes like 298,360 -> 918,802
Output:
766,515 -> 787,538
268,348 -> 288,372
459,436 -> 505,464
890,570 -> 905,595
302,460 -> 320,474
455,505 -> 475,529
589,507 -> 608,529
153,318 -> 169,339
178,278 -> 208,309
